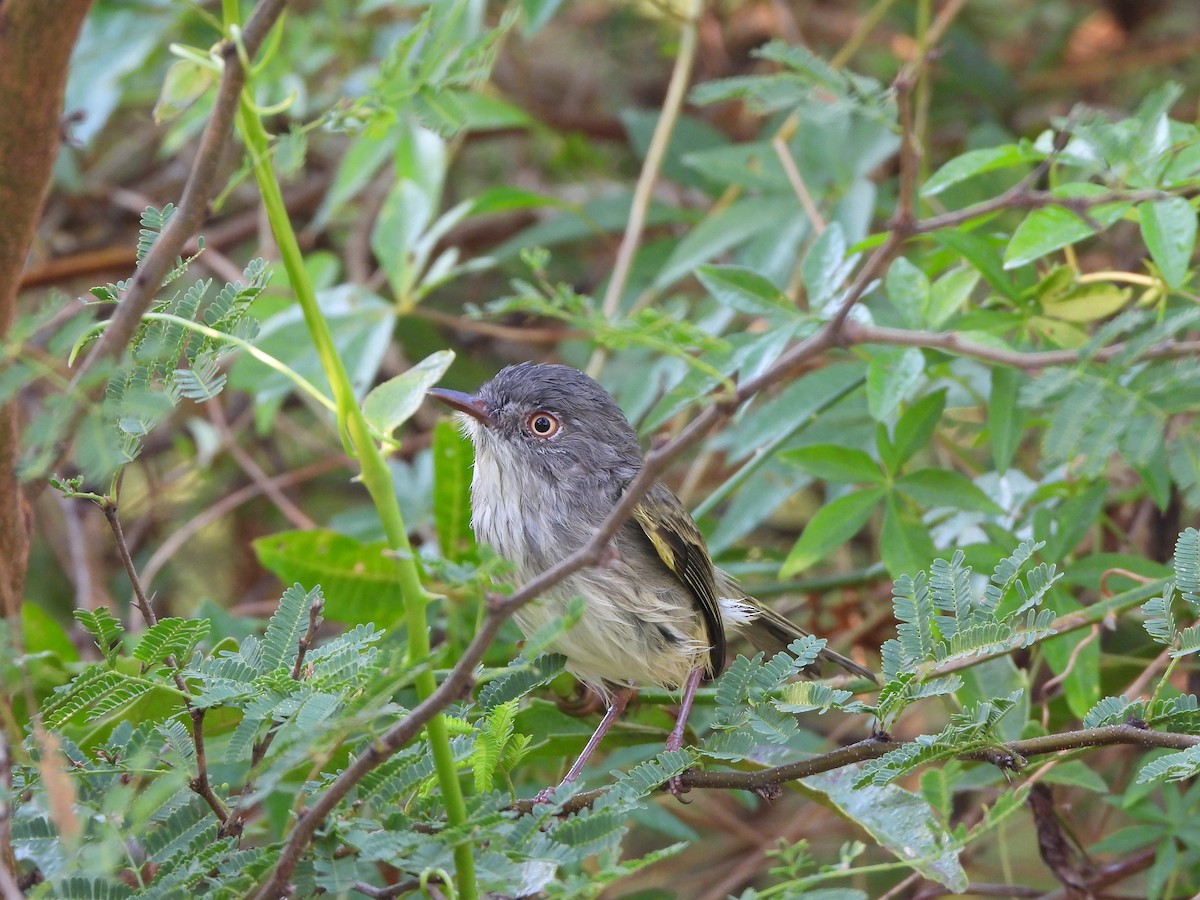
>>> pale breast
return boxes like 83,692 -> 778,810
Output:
470,434 -> 714,691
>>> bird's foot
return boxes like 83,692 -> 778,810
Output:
666,770 -> 692,800
532,786 -> 557,805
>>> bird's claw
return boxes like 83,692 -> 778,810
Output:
667,770 -> 692,801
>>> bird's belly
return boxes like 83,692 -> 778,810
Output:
512,571 -> 709,693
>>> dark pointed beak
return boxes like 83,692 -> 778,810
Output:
427,388 -> 495,427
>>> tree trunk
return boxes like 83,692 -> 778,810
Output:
0,0 -> 95,619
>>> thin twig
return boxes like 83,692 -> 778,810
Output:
138,455 -> 347,595
912,186 -> 1193,237
587,0 -> 704,377
843,322 -> 1200,371
771,135 -> 826,234
206,399 -> 314,530
98,499 -> 229,823
515,721 -> 1199,816
101,500 -> 160,632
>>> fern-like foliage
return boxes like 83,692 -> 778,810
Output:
1020,307 -> 1200,480
478,653 -> 566,712
1142,586 -> 1178,645
1139,530 -> 1200,655
690,40 -> 896,126
1176,527 -> 1200,609
77,241 -> 268,481
858,690 -> 1024,787
704,639 -> 865,762
893,571 -> 937,664
1136,743 -> 1200,784
471,699 -> 530,792
132,617 -> 210,668
73,608 -> 123,664
40,666 -> 166,728
262,583 -> 317,671
877,542 -> 1059,729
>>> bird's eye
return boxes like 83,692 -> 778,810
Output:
526,411 -> 560,438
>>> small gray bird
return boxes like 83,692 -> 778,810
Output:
429,363 -> 874,796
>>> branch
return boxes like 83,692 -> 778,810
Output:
520,722 -> 1199,818
55,0 -> 289,453
912,186 -> 1195,236
843,322 -> 1200,371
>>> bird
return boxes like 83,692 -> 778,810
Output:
428,362 -> 874,798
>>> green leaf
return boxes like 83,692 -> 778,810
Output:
1041,283 -> 1132,322
890,390 -> 945,469
802,222 -> 849,311
362,350 -> 455,437
467,185 -> 563,215
253,530 -> 405,626
1136,744 -> 1200,783
696,265 -> 794,318
921,143 -> 1041,197
780,445 -> 883,484
74,608 -> 124,663
884,257 -> 929,326
153,58 -> 214,124
933,228 -> 1022,302
1175,528 -> 1200,608
314,128 -> 400,230
652,196 -> 799,293
881,494 -> 936,580
988,367 -> 1022,472
1139,197 -> 1196,289
926,267 -> 979,327
521,0 -> 564,35
372,180 -> 434,300
780,487 -> 885,577
132,618 -> 210,669
1040,482 -> 1106,561
23,603 -> 79,662
895,469 -> 1003,514
867,347 -> 925,423
262,584 -> 318,673
805,768 -> 968,892
432,418 -> 477,561
1005,184 -> 1132,269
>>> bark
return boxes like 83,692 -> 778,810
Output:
0,0 -> 95,618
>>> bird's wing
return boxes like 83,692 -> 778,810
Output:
631,482 -> 726,677
737,594 -> 878,682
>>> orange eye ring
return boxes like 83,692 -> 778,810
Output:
526,411 -> 560,438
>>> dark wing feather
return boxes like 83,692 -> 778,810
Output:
739,596 -> 878,682
631,482 -> 726,677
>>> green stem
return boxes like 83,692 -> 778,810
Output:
1148,654 -> 1180,711
231,48 -> 477,900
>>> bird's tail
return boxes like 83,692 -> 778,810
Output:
724,595 -> 878,683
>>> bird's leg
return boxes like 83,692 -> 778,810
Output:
665,666 -> 704,752
533,689 -> 630,804
664,666 -> 704,798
